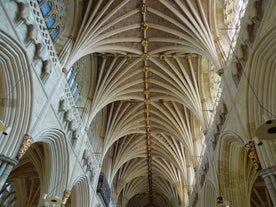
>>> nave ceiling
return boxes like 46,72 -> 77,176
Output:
62,0 -> 225,206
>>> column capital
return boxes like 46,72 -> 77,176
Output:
0,154 -> 18,166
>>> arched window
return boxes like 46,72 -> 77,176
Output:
50,26 -> 59,40
45,14 -> 56,28
40,1 -> 52,17
37,0 -> 64,41
66,67 -> 81,104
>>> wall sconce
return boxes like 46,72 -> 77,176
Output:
0,120 -> 11,136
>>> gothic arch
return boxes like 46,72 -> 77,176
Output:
217,132 -> 258,207
246,25 -> 276,127
65,176 -> 91,207
244,25 -> 276,170
35,128 -> 70,202
3,142 -> 50,207
0,30 -> 33,158
201,181 -> 217,207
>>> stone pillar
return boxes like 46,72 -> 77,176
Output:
0,154 -> 18,189
258,166 -> 276,206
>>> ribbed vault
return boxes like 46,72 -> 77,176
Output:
63,0 -> 223,206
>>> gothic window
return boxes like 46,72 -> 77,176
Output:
37,0 -> 64,41
66,67 -> 81,104
45,14 -> 56,28
50,26 -> 59,40
40,1 -> 52,16
66,68 -> 73,81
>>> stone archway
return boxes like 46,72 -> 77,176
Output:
64,176 -> 90,207
0,142 -> 46,207
217,133 -> 258,207
250,176 -> 273,207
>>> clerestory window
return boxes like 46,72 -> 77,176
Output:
37,0 -> 63,41
66,67 -> 81,104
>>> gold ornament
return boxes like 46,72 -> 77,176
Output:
141,22 -> 149,30
141,39 -> 149,47
17,134 -> 33,160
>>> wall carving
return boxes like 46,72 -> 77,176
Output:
16,134 -> 33,160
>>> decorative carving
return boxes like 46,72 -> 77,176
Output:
59,98 -> 70,111
142,66 -> 150,72
172,54 -> 178,59
144,99 -> 150,104
159,53 -> 166,60
217,68 -> 224,76
185,54 -> 192,60
141,53 -> 150,61
245,141 -> 261,171
141,39 -> 149,47
140,21 -> 149,30
214,36 -> 221,43
114,53 -> 120,59
63,190 -> 71,199
141,3 -> 147,14
144,89 -> 150,95
126,53 -> 132,58
17,134 -> 33,160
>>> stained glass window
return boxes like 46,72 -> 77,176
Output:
45,14 -> 56,28
66,67 -> 81,104
50,26 -> 59,40
72,84 -> 79,96
40,1 -> 52,16
69,77 -> 76,89
66,68 -> 73,81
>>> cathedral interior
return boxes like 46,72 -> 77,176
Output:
0,0 -> 276,206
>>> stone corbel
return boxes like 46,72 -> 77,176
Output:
25,21 -> 38,43
64,109 -> 74,122
59,98 -> 70,112
15,1 -> 31,24
41,59 -> 53,83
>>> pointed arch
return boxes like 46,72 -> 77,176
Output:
217,132 -> 258,206
35,128 -> 70,200
66,175 -> 91,207
0,30 -> 33,158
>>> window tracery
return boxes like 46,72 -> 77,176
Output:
36,0 -> 66,41
66,66 -> 81,104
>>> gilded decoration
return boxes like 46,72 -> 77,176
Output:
245,141 -> 261,171
17,134 -> 33,160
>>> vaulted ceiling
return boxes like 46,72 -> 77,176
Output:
64,0 -> 225,206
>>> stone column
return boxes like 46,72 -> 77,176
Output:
0,154 -> 18,189
258,166 -> 276,206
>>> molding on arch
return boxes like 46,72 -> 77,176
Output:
217,133 -> 257,207
0,30 -> 33,158
69,175 -> 91,207
34,128 -> 70,200
246,26 -> 276,127
201,181 -> 216,207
